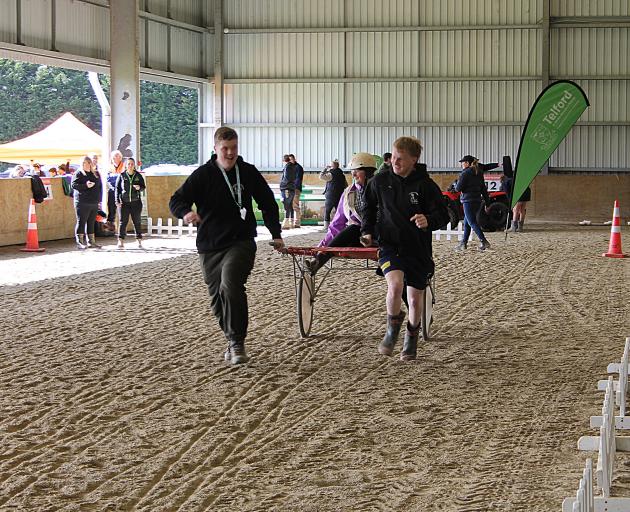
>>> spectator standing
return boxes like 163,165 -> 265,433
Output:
361,137 -> 448,361
31,163 -> 45,177
319,159 -> 348,230
511,186 -> 531,232
289,154 -> 304,228
377,152 -> 392,174
107,150 -> 125,231
306,153 -> 376,275
9,165 -> 27,178
454,155 -> 492,252
71,156 -> 102,250
279,154 -> 296,229
115,157 -> 146,249
169,127 -> 284,365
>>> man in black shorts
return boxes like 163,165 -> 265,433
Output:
361,136 -> 448,361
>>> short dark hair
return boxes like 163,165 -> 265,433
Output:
383,152 -> 392,160
214,126 -> 238,145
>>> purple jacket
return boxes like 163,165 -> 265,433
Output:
319,182 -> 363,247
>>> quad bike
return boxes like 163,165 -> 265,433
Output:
442,186 -> 510,232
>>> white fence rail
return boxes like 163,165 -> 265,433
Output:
593,338 -> 630,429
147,217 -> 473,241
562,458 -> 595,512
147,218 -> 197,237
579,377 -> 618,498
563,336 -> 630,511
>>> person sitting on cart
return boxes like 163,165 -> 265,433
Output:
360,136 -> 449,361
305,152 -> 377,275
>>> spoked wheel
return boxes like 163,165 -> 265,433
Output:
297,273 -> 315,337
422,279 -> 435,341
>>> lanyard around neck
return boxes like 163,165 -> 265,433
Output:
219,163 -> 241,208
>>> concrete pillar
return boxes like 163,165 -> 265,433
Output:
109,0 -> 140,161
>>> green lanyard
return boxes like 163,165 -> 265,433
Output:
126,172 -> 136,197
219,164 -> 246,220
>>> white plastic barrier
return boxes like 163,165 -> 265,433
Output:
577,377 -> 630,509
147,217 -> 472,242
433,222 -> 475,241
147,218 -> 196,237
562,458 -> 594,512
593,338 -> 630,429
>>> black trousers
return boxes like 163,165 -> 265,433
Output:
323,194 -> 339,223
75,202 -> 98,236
119,200 -> 143,239
199,239 -> 257,343
281,189 -> 295,219
314,223 -> 361,271
107,189 -> 117,223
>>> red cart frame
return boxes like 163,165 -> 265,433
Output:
278,245 -> 435,339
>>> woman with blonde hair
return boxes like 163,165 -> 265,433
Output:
71,156 -> 103,249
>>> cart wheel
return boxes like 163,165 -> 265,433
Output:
422,281 -> 435,341
297,273 -> 315,337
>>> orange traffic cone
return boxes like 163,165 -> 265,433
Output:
20,199 -> 45,253
602,200 -> 627,258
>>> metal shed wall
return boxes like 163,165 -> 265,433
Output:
222,0 -> 629,172
0,0 -> 627,172
0,0 -> 213,85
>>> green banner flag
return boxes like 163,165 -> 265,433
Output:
511,81 -> 589,208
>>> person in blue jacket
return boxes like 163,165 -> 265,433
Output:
454,155 -> 492,252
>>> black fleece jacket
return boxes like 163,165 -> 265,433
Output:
71,170 -> 102,204
361,164 -> 448,264
169,155 -> 281,253
115,171 -> 146,204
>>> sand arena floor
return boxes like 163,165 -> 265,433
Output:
1,225 -> 629,511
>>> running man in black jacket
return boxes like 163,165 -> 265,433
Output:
361,136 -> 448,361
169,127 -> 284,365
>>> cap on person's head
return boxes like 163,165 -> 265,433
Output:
346,152 -> 377,170
459,155 -> 475,164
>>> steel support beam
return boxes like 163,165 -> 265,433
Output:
0,42 -> 208,86
110,0 -> 140,160
223,23 -> 540,34
541,0 -> 551,175
75,0 -> 213,33
213,0 -> 224,130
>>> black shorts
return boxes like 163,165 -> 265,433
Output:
378,246 -> 432,290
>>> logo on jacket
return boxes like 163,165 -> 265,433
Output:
409,192 -> 419,204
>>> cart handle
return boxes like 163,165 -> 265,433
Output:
280,246 -> 379,260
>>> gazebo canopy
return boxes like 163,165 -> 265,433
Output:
0,112 -> 103,164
